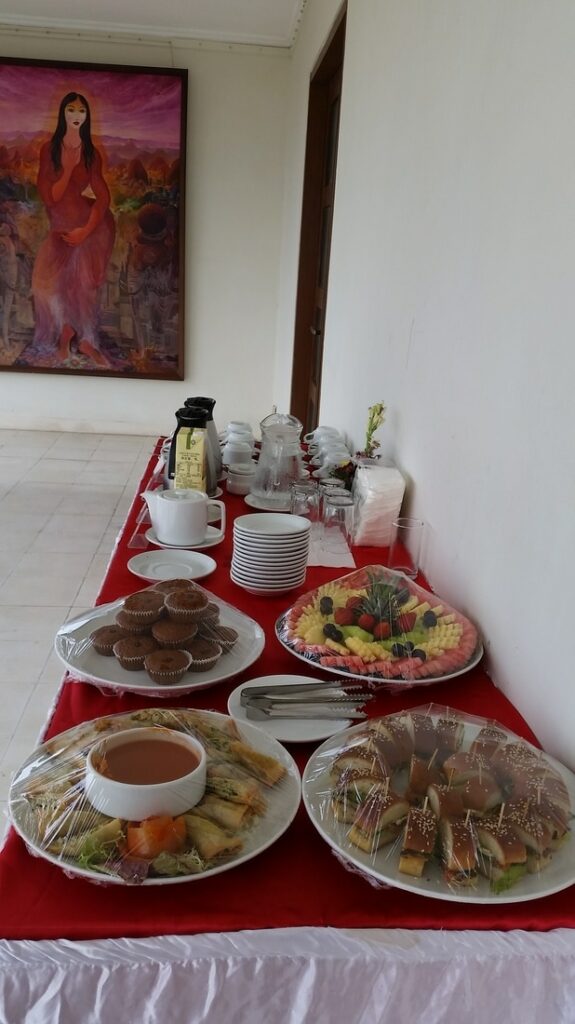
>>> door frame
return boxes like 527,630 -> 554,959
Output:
289,6 -> 346,432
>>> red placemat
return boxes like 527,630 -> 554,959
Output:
1,447 -> 574,939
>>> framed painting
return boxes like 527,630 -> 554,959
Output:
0,57 -> 187,379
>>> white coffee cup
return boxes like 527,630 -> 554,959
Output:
304,426 -> 341,444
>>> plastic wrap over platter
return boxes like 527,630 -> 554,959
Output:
302,703 -> 575,903
9,708 -> 301,886
54,580 -> 265,697
276,565 -> 482,689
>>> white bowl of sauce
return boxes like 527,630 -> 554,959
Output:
85,727 -> 207,821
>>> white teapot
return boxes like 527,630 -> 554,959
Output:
142,489 -> 225,547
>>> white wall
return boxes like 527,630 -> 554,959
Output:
0,31 -> 289,435
278,0 -> 575,767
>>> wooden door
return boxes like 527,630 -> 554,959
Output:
290,10 -> 346,434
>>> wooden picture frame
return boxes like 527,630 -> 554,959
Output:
0,57 -> 187,379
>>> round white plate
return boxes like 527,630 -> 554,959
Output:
302,711 -> 575,904
9,708 -> 301,886
231,577 -> 305,597
127,550 -> 217,582
234,514 -> 311,537
228,676 -> 353,744
244,494 -> 290,512
231,567 -> 307,586
145,526 -> 224,550
55,595 -> 265,698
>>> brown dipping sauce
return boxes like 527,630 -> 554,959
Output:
100,737 -> 200,785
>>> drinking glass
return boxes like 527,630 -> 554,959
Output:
388,517 -> 425,578
290,480 -> 320,539
322,493 -> 355,553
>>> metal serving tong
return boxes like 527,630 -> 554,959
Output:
241,679 -> 374,721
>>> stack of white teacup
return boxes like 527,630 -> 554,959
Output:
304,426 -> 351,479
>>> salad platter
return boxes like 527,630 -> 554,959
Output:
302,704 -> 574,903
9,708 -> 301,886
276,565 -> 482,688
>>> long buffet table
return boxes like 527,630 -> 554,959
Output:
1,443 -> 574,1023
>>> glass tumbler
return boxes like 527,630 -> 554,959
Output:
289,480 -> 321,539
388,516 -> 425,578
322,492 -> 355,553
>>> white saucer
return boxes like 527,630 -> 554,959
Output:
145,526 -> 224,550
227,676 -> 352,744
244,493 -> 290,512
127,549 -> 217,582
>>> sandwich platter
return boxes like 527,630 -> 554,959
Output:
9,708 -> 301,886
302,704 -> 575,903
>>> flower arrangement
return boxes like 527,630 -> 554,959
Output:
356,401 -> 386,460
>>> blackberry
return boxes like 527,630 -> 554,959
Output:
412,649 -> 427,661
422,610 -> 438,628
391,642 -> 406,658
323,623 -> 344,642
319,596 -> 334,616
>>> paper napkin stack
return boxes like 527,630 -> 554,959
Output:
351,463 -> 406,546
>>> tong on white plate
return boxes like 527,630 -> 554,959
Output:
244,704 -> 368,721
239,679 -> 372,705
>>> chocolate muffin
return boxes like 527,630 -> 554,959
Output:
187,638 -> 222,672
144,649 -> 192,685
113,635 -> 159,671
90,624 -> 130,656
152,578 -> 198,595
195,601 -> 220,625
164,588 -> 208,622
115,610 -> 153,635
151,619 -> 198,650
121,590 -> 166,624
205,625 -> 239,654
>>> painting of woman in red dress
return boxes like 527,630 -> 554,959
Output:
32,92 -> 115,368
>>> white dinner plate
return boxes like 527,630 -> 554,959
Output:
302,707 -> 575,904
127,550 -> 217,582
9,708 -> 301,886
244,494 -> 290,512
231,577 -> 305,597
55,593 -> 265,698
234,514 -> 311,537
228,676 -> 353,744
145,526 -> 224,550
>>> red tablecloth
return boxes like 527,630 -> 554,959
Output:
1,445 -> 574,939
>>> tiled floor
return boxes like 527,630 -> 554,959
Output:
0,429 -> 157,838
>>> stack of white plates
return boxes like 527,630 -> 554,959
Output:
231,513 -> 311,595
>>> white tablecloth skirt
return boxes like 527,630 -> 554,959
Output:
1,927 -> 574,1023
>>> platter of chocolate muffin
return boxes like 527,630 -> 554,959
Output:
55,579 -> 265,697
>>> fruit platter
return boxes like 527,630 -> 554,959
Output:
276,566 -> 482,687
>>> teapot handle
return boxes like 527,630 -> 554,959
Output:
207,499 -> 226,540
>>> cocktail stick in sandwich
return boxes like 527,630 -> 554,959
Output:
331,767 -> 392,823
329,744 -> 390,784
435,716 -> 465,760
399,807 -> 438,878
348,791 -> 410,854
469,725 -> 507,759
405,713 -> 439,759
504,800 -> 556,872
441,751 -> 491,786
439,818 -> 478,886
457,775 -> 503,816
368,717 -> 413,767
406,755 -> 444,800
426,783 -> 465,820
475,816 -> 527,893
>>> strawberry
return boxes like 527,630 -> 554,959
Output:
397,612 -> 417,633
357,613 -> 376,632
334,607 -> 356,626
345,596 -> 364,610
373,621 -> 391,641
